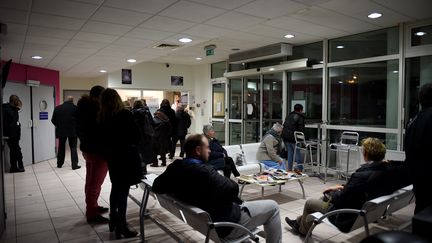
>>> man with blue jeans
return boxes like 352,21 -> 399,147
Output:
282,104 -> 305,171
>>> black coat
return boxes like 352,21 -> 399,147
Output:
175,110 -> 191,137
152,159 -> 241,237
76,95 -> 103,154
329,161 -> 410,232
282,111 -> 305,143
405,106 -> 432,213
2,103 -> 20,139
208,137 -> 227,170
132,106 -> 157,164
51,101 -> 77,138
102,109 -> 142,186
153,110 -> 171,155
159,105 -> 176,136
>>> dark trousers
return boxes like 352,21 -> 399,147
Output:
224,157 -> 240,178
109,183 -> 130,224
57,136 -> 78,167
7,138 -> 24,170
169,136 -> 176,158
172,135 -> 186,157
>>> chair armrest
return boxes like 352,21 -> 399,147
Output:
307,209 -> 365,224
212,222 -> 260,241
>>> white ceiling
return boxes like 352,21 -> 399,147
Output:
0,0 -> 431,77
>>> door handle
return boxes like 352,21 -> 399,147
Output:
28,120 -> 33,128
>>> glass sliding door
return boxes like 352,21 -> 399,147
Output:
263,73 -> 283,135
211,82 -> 226,144
244,76 -> 261,143
228,79 -> 243,144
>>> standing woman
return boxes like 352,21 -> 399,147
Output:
99,89 -> 142,238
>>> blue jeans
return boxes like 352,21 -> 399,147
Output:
261,160 -> 286,171
286,142 -> 303,171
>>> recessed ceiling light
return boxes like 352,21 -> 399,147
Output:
415,31 -> 426,36
319,61 -> 324,64
31,55 -> 43,60
284,34 -> 295,39
178,37 -> 192,43
127,59 -> 136,63
393,70 -> 399,73
269,68 -> 275,71
336,45 -> 344,49
195,57 -> 202,60
99,70 -> 107,73
368,12 -> 382,19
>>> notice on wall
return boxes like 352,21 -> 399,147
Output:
122,69 -> 132,84
39,112 -> 48,120
216,102 -> 222,112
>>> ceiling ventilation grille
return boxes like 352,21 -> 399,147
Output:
153,43 -> 181,49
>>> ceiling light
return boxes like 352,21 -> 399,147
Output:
415,31 -> 426,36
368,12 -> 382,19
319,61 -> 324,64
178,37 -> 192,43
31,55 -> 43,60
195,57 -> 202,60
336,45 -> 344,49
99,70 -> 107,73
284,34 -> 295,39
393,70 -> 399,73
269,68 -> 275,71
127,59 -> 137,63
338,81 -> 344,84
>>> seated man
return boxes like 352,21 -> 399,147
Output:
203,124 -> 240,178
285,137 -> 410,235
153,134 -> 282,243
256,123 -> 286,171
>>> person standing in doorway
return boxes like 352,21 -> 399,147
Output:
173,106 -> 191,158
3,95 -> 25,173
282,104 -> 305,172
158,99 -> 177,160
51,96 -> 80,169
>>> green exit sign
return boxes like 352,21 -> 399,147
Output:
206,49 -> 214,56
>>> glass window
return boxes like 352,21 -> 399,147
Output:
211,61 -> 226,79
329,60 -> 399,128
229,123 -> 242,145
405,55 -> 432,124
245,121 -> 260,143
115,89 -> 141,107
290,42 -> 323,64
212,83 -> 225,118
244,76 -> 260,120
212,121 -> 225,145
263,73 -> 283,135
229,79 -> 242,119
328,130 -> 397,151
411,25 -> 432,46
288,69 -> 322,123
329,27 -> 399,62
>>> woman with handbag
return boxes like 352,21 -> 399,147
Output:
99,89 -> 142,239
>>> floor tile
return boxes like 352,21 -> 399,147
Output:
16,219 -> 54,236
16,230 -> 58,243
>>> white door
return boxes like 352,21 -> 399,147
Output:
3,82 -> 33,166
32,85 -> 56,162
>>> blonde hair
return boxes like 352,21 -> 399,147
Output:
361,137 -> 386,162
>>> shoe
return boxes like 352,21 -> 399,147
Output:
57,165 -> 62,168
115,223 -> 138,239
150,163 -> 158,167
87,215 -> 109,224
10,168 -> 24,173
72,165 -> 81,170
238,180 -> 251,185
161,162 -> 166,166
293,169 -> 303,175
98,206 -> 109,214
285,217 -> 303,235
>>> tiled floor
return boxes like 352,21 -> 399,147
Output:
0,151 -> 415,243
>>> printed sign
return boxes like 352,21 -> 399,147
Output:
39,112 -> 49,120
122,69 -> 132,84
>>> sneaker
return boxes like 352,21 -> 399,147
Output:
87,215 -> 109,224
72,165 -> 81,170
285,217 -> 303,235
98,206 -> 109,214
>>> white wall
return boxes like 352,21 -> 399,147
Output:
60,75 -> 108,101
107,62 -> 212,134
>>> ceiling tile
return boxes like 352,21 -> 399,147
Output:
320,0 -> 412,28
23,42 -> 63,52
292,6 -> 379,34
104,0 -> 177,14
0,49 -> 22,62
98,45 -> 144,57
33,0 -> 98,19
161,34 -> 208,46
26,36 -> 69,46
81,21 -> 134,36
30,13 -> 86,30
0,0 -> 31,11
244,24 -> 320,44
67,40 -> 107,49
205,11 -> 266,30
188,0 -> 255,10
55,51 -> 92,59
372,0 -> 432,20
65,0 -> 104,5
0,9 -> 28,24
61,45 -> 100,54
292,0 -> 332,6
125,28 -> 175,41
265,16 -> 348,38
2,33 -> 26,43
91,6 -> 152,26
27,26 -> 76,39
159,1 -> 226,23
183,24 -> 236,39
111,37 -> 155,48
139,16 -> 196,33
73,31 -> 119,43
236,0 -> 307,19
3,23 -> 27,35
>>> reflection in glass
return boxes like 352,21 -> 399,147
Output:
288,69 -> 322,123
212,121 -> 225,145
290,42 -> 323,64
212,83 -> 225,118
244,76 -> 260,120
329,27 -> 399,62
328,130 -> 397,150
329,60 -> 398,128
229,123 -> 242,145
411,25 -> 432,46
211,61 -> 226,79
263,73 -> 283,135
229,79 -> 242,119
245,121 -> 260,143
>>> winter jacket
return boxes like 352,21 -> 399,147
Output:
51,101 -> 78,138
175,110 -> 191,137
256,133 -> 283,163
153,110 -> 171,155
76,95 -> 103,154
132,106 -> 156,164
207,136 -> 227,170
282,111 -> 305,143
159,105 -> 176,136
2,103 -> 20,139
